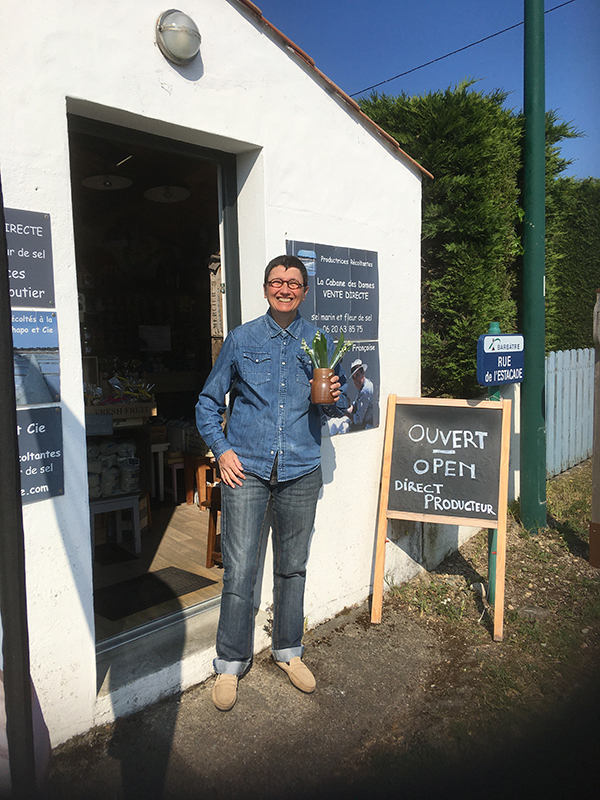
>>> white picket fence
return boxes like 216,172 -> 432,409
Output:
545,348 -> 595,477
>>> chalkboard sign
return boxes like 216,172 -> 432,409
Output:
388,399 -> 505,527
372,396 -> 511,640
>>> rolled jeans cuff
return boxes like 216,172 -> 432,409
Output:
213,657 -> 251,676
271,644 -> 304,663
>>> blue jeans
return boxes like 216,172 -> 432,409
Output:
214,466 -> 323,675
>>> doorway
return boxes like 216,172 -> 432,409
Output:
68,116 -> 232,644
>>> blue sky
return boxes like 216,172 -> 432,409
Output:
255,0 -> 599,179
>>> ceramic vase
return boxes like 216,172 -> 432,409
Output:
311,368 -> 334,404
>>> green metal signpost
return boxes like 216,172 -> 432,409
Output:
520,0 -> 547,532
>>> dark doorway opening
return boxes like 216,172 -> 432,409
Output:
68,117 -> 227,644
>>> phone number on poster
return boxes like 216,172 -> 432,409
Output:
321,324 -> 363,335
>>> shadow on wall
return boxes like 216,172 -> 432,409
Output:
382,518 -> 481,580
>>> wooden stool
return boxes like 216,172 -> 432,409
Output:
201,484 -> 222,568
184,454 -> 215,507
139,492 -> 153,532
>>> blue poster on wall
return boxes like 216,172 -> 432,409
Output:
16,406 -> 64,503
5,208 -> 55,308
324,341 -> 380,436
287,240 -> 380,435
287,240 -> 379,342
11,309 -> 60,405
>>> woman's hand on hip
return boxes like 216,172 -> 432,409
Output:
218,449 -> 246,487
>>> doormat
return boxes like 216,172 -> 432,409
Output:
94,542 -> 138,567
94,567 -> 216,621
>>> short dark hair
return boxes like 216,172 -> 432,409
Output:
264,255 -> 308,287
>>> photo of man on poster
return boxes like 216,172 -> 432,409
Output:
346,358 -> 374,431
326,348 -> 379,436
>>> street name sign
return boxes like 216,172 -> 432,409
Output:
477,333 -> 524,386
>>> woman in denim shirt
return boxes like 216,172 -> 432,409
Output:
196,255 -> 347,710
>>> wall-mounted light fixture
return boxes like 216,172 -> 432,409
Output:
156,9 -> 201,66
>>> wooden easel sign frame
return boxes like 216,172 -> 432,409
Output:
371,395 -> 512,641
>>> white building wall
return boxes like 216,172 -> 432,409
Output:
0,0 -> 432,744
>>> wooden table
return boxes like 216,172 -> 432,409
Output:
90,493 -> 141,556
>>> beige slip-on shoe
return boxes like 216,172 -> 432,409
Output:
212,673 -> 238,711
275,656 -> 316,693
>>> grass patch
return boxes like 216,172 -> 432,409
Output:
392,579 -> 468,622
547,460 -> 592,556
386,459 -> 600,735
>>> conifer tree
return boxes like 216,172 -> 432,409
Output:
361,81 -> 521,397
361,83 -> 590,395
545,176 -> 600,351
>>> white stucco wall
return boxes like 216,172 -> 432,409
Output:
0,0 -> 427,744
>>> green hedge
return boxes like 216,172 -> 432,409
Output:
545,177 -> 600,352
361,83 -> 521,397
361,85 -> 594,395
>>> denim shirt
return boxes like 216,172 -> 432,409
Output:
195,312 -> 347,482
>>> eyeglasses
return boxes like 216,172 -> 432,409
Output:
266,278 -> 306,290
